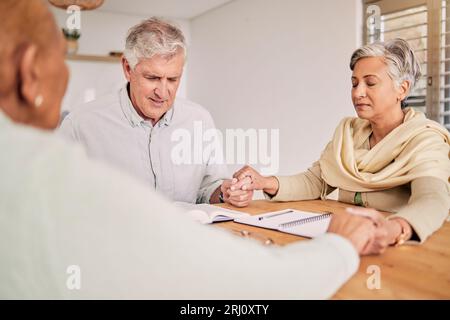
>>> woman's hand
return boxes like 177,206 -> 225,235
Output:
345,207 -> 408,255
231,165 -> 279,196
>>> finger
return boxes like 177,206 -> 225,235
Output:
361,236 -> 377,255
346,207 -> 384,227
227,189 -> 250,198
228,198 -> 250,208
234,199 -> 251,207
364,234 -> 389,256
229,195 -> 250,203
232,166 -> 250,179
367,241 -> 386,255
360,224 -> 378,255
231,176 -> 252,191
221,179 -> 232,191
242,183 -> 257,191
236,173 -> 250,182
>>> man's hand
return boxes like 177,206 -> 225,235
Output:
220,178 -> 254,207
327,211 -> 378,255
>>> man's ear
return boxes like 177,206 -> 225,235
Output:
18,44 -> 40,107
122,57 -> 132,82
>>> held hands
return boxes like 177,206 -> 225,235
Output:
220,178 -> 254,207
219,165 -> 269,208
327,211 -> 378,255
220,165 -> 279,208
344,207 -> 411,255
330,207 -> 410,255
231,165 -> 279,195
227,166 -> 410,255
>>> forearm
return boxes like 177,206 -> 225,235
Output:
261,176 -> 280,196
387,177 -> 449,243
141,232 -> 359,299
181,233 -> 360,299
264,161 -> 331,202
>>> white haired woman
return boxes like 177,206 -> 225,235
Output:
233,39 -> 450,255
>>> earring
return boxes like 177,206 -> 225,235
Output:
34,95 -> 43,108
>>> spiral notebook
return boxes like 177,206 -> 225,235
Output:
234,209 -> 332,238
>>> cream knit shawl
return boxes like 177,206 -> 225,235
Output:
319,108 -> 450,193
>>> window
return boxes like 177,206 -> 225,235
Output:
442,0 -> 450,128
363,0 -> 449,129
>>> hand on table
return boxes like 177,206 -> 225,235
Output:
345,207 -> 411,255
327,211 -> 378,255
220,178 -> 254,208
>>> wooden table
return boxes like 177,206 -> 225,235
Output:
215,200 -> 450,299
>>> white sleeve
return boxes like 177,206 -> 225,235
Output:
2,138 -> 359,299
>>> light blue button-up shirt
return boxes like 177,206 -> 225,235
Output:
58,84 -> 227,203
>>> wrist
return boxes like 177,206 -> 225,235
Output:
263,176 -> 279,196
389,218 -> 412,246
387,220 -> 403,245
218,190 -> 225,203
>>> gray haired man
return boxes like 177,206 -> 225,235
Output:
59,18 -> 251,206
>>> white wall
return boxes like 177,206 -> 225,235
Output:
188,0 -> 362,178
50,0 -> 364,196
50,7 -> 190,112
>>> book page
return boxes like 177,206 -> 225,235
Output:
174,202 -> 249,224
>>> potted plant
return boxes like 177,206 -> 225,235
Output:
62,28 -> 81,55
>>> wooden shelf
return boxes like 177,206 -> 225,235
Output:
66,54 -> 121,63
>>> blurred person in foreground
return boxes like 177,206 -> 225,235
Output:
0,0 -> 378,299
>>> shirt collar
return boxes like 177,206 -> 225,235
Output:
119,83 -> 174,128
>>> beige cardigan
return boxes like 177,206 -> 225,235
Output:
269,160 -> 449,242
268,135 -> 449,243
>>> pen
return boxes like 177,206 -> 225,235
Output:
258,210 -> 294,221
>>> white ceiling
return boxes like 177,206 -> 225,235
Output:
98,0 -> 234,19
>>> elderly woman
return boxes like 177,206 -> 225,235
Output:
234,39 -> 450,254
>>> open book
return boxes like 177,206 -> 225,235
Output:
174,202 -> 250,224
234,209 -> 332,238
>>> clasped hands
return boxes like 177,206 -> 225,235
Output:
220,165 -> 412,255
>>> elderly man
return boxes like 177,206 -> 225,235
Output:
59,18 -> 250,206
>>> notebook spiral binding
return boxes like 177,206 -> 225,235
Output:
279,212 -> 332,229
